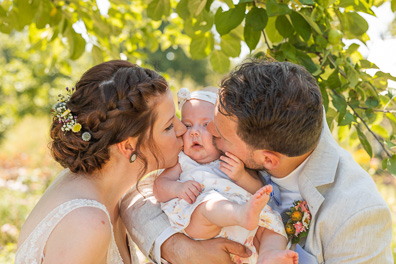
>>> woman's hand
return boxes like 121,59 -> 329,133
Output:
176,180 -> 202,204
161,233 -> 252,264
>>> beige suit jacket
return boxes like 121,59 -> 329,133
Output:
294,118 -> 393,263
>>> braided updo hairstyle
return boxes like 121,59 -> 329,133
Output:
50,60 -> 168,175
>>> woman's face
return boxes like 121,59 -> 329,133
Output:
145,90 -> 186,171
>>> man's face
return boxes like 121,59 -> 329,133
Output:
207,102 -> 266,170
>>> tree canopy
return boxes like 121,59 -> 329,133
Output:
1,0 -> 396,175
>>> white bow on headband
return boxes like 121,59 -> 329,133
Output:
177,87 -> 218,110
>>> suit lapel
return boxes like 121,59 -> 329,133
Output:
298,119 -> 340,220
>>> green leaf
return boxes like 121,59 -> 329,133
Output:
315,35 -> 327,49
244,23 -> 261,51
300,0 -> 314,4
66,25 -> 86,60
16,0 -> 37,27
266,0 -> 291,16
337,0 -> 375,15
221,34 -> 241,57
290,11 -> 311,41
338,125 -> 350,142
359,60 -> 379,69
386,155 -> 396,176
215,4 -> 246,35
245,7 -> 268,31
386,113 -> 396,135
371,124 -> 389,139
188,0 -> 207,16
296,50 -> 319,74
319,82 -> 329,111
189,33 -> 212,59
265,17 -> 283,44
346,43 -> 360,55
339,111 -> 355,126
147,0 -> 170,21
345,65 -> 359,88
331,93 -> 347,123
392,0 -> 396,12
176,0 -> 190,20
210,50 -> 230,73
356,127 -> 373,157
298,12 -> 321,34
281,42 -> 297,61
327,69 -> 341,88
92,45 -> 104,64
365,96 -> 379,108
276,15 -> 294,38
342,12 -> 368,36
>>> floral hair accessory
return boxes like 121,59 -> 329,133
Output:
53,87 -> 82,133
284,200 -> 311,244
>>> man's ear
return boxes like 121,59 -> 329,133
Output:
116,137 -> 137,159
258,150 -> 280,170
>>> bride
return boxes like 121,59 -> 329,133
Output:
15,60 -> 185,263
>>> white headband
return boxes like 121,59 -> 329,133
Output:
177,87 -> 218,110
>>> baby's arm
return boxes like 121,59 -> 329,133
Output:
219,152 -> 263,194
153,163 -> 202,204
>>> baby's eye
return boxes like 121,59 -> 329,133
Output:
203,122 -> 208,127
184,124 -> 191,128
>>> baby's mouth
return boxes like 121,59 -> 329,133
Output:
192,141 -> 203,149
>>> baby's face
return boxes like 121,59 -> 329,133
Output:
181,99 -> 221,164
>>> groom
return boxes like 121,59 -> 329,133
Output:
120,60 -> 393,263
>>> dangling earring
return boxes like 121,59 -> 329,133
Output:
129,152 -> 137,163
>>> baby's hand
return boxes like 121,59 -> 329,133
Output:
176,180 -> 202,204
220,152 -> 250,183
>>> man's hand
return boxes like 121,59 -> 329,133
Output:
161,233 -> 252,264
219,152 -> 250,183
176,181 -> 201,204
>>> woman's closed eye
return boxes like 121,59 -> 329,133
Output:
165,123 -> 174,131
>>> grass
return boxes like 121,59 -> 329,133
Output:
0,116 -> 395,263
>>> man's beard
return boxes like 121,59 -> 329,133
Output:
212,137 -> 267,171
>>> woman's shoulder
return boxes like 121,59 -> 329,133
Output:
45,201 -> 113,260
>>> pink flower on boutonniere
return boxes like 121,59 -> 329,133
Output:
285,200 -> 312,244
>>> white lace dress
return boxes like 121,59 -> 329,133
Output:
15,199 -> 138,264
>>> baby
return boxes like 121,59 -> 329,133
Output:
154,88 -> 298,264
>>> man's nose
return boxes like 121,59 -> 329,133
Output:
207,121 -> 219,137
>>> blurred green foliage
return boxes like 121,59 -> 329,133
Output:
0,0 -> 395,175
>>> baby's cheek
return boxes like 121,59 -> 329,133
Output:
182,132 -> 190,144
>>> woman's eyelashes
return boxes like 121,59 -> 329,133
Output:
165,123 -> 174,131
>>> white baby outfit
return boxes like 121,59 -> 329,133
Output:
15,199 -> 138,264
161,152 -> 287,264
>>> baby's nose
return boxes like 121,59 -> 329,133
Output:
190,127 -> 200,136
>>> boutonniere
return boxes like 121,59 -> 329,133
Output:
284,200 -> 311,244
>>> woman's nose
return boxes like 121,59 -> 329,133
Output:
175,118 -> 187,137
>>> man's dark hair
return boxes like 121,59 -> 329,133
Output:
219,59 -> 323,157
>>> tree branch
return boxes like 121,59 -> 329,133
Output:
357,107 -> 396,114
331,90 -> 392,158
